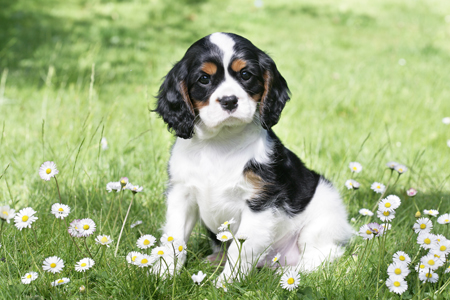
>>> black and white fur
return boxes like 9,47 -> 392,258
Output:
154,32 -> 353,285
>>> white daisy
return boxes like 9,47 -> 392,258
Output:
394,165 -> 407,174
359,208 -> 373,216
435,234 -> 447,243
345,179 -> 360,190
431,240 -> 450,257
377,209 -> 395,222
51,277 -> 70,286
381,223 -> 392,231
445,265 -> 450,274
417,233 -> 438,250
437,213 -> 450,224
367,222 -> 384,236
420,254 -> 444,270
280,270 -> 300,291
160,233 -> 175,245
393,251 -> 411,265
0,205 -> 15,223
151,246 -> 170,260
387,262 -> 410,278
191,271 -> 206,285
236,233 -> 248,243
75,258 -> 95,272
349,162 -> 362,173
126,251 -> 141,265
68,219 -> 81,237
418,270 -> 439,283
95,235 -> 113,247
218,218 -> 236,231
79,285 -> 86,292
135,254 -> 154,267
406,188 -> 417,197
423,209 -> 439,217
119,177 -> 128,188
130,220 -> 143,228
413,218 -> 433,234
101,137 -> 108,150
173,240 -> 187,257
125,183 -> 144,193
385,277 -> 408,295
272,252 -> 281,265
216,231 -> 233,242
442,117 -> 450,125
137,235 -> 156,249
42,256 -> 64,274
415,262 -> 426,272
77,218 -> 96,237
386,161 -> 399,170
378,195 -> 401,212
21,272 -> 38,284
371,182 -> 386,194
50,203 -> 71,219
39,161 -> 59,181
106,182 -> 121,193
359,224 -> 375,240
14,207 -> 38,230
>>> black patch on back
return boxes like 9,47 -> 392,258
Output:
244,130 -> 322,217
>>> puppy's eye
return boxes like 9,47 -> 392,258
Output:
240,70 -> 251,81
198,75 -> 211,85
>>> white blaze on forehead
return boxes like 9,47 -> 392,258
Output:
209,33 -> 235,69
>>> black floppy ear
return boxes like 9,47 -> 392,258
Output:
154,61 -> 195,139
258,52 -> 290,129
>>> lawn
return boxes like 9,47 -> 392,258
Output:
1,0 -> 450,298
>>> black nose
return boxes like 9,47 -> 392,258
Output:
218,95 -> 238,112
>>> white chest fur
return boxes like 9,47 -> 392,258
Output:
168,124 -> 271,233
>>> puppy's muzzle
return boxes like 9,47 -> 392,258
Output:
218,95 -> 238,113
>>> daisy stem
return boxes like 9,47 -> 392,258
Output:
32,226 -> 38,245
103,192 -> 116,228
24,231 -> 43,277
172,248 -> 177,300
112,190 -> 125,233
54,176 -> 62,204
85,271 -> 89,296
83,237 -> 94,259
114,193 -> 134,257
0,221 -> 4,242
201,243 -> 227,287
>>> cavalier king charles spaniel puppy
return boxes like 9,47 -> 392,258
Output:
154,32 -> 353,285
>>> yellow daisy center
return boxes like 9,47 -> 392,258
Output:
385,203 -> 391,208
366,230 -> 372,235
428,260 -> 435,266
143,239 -> 150,245
273,257 -> 278,262
420,224 -> 426,229
445,219 -> 449,223
424,238 -> 431,244
377,185 -> 381,189
393,281 -> 400,287
222,235 -> 228,240
434,254 -> 440,258
121,180 -> 125,184
83,224 -> 90,230
157,250 -> 164,255
419,264 -> 425,269
132,256 -> 137,262
440,245 -> 447,251
426,273 -> 432,278
399,256 -> 405,261
101,236 -> 108,243
50,263 -> 56,268
178,245 -> 183,252
22,215 -> 29,222
383,211 -> 390,216
81,263 -> 87,267
46,168 -> 51,174
349,182 -> 353,186
353,167 -> 357,171
3,211 -> 8,215
27,275 -> 32,278
287,278 -> 295,285
224,221 -> 228,225
398,168 -> 403,172
58,279 -> 64,283
141,258 -> 148,264
58,208 -> 63,212
394,268 -> 402,275
167,236 -> 174,242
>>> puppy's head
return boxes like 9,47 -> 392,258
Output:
155,32 -> 290,139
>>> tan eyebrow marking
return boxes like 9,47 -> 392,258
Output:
231,59 -> 247,72
201,62 -> 217,75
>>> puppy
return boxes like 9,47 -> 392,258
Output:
154,32 -> 353,285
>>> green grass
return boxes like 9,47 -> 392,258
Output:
1,0 -> 450,298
